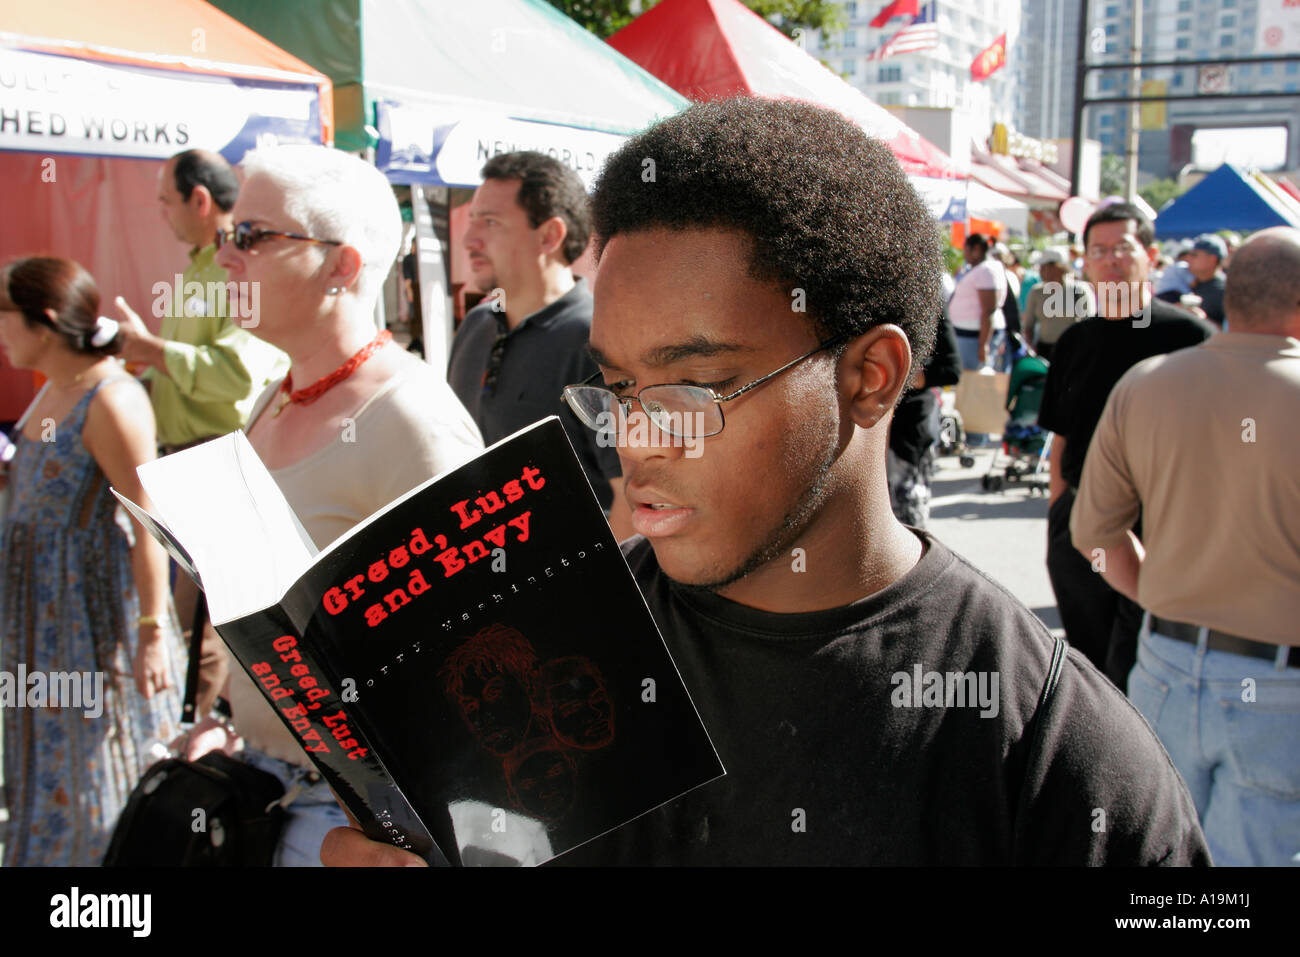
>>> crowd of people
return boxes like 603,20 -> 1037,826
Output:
934,199 -> 1297,867
0,96 -> 1295,868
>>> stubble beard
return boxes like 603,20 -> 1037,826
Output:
670,429 -> 842,596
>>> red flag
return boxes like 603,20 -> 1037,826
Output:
869,0 -> 920,29
970,33 -> 1008,81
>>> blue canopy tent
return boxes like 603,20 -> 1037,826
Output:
1155,163 -> 1300,238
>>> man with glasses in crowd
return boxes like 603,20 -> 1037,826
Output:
1038,202 -> 1216,691
447,151 -> 632,541
324,100 -> 1208,866
111,149 -> 286,720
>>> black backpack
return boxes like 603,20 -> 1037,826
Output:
103,751 -> 286,867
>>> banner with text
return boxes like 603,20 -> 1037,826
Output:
375,100 -> 627,190
0,47 -> 323,161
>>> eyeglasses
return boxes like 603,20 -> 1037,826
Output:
1085,240 -> 1143,261
561,335 -> 847,440
214,221 -> 343,252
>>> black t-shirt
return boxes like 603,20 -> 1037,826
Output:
1191,275 -> 1226,328
558,532 -> 1209,865
446,279 -> 621,509
1037,300 -> 1215,489
890,314 -> 961,465
1156,275 -> 1226,328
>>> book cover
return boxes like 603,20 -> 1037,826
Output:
119,417 -> 723,866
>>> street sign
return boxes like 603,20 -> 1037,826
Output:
1197,65 -> 1230,94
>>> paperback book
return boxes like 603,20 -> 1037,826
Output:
115,417 -> 723,866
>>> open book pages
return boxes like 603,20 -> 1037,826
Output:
115,432 -> 317,625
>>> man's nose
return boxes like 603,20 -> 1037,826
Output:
613,407 -> 684,465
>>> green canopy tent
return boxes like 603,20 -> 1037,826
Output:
209,0 -> 688,364
208,0 -> 688,180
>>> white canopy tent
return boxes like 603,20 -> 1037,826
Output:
966,180 -> 1030,235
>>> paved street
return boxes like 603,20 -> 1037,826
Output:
928,446 -> 1063,639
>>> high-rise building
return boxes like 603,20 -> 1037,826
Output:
1085,0 -> 1300,176
812,0 -> 1022,139
1017,0 -> 1084,141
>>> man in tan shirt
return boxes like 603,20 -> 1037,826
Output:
1071,227 -> 1300,866
1021,248 -> 1092,362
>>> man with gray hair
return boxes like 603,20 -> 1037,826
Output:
1071,227 -> 1300,866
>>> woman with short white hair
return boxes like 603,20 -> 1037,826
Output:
187,144 -> 483,866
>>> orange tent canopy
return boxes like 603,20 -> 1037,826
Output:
951,220 -> 1003,246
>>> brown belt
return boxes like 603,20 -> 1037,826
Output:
1150,616 -> 1296,668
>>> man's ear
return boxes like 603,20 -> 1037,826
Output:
1145,244 -> 1160,267
838,324 -> 913,431
536,216 -> 568,260
190,184 -> 213,219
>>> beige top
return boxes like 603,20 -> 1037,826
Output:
1071,332 -> 1300,646
1023,276 -> 1093,346
230,354 -> 484,765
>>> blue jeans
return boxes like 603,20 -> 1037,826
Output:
1128,619 -> 1300,866
956,328 -> 1006,372
241,748 -> 348,867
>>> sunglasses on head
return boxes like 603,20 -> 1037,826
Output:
215,221 -> 343,252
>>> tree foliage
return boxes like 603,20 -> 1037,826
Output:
547,0 -> 642,37
547,0 -> 844,40
744,0 -> 846,38
1098,153 -> 1127,199
1139,177 -> 1184,213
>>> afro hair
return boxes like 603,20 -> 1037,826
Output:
590,97 -> 942,368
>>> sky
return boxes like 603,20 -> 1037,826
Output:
1191,126 -> 1289,171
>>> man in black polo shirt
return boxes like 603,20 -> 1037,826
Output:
324,102 -> 1208,867
447,152 -> 631,539
1039,203 -> 1216,689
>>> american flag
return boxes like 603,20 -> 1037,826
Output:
868,1 -> 939,60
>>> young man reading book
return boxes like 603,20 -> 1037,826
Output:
323,99 -> 1209,866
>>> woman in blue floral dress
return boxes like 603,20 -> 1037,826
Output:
0,258 -> 184,866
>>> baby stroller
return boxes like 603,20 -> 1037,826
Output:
980,335 -> 1050,494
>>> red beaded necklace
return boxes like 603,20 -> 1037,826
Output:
273,328 -> 392,417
